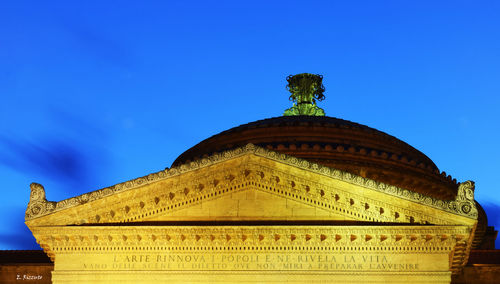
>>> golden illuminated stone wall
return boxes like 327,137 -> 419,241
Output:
33,225 -> 472,283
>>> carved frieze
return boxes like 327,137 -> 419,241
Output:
33,225 -> 471,255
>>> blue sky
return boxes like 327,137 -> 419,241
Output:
1,1 -> 499,249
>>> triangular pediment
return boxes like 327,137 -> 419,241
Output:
25,144 -> 477,228
146,187 -> 354,222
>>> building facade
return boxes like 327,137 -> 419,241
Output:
21,74 -> 498,283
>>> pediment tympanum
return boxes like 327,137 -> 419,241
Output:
25,144 -> 477,228
147,188 -> 356,222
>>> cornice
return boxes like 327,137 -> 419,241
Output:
25,144 -> 477,222
33,225 -> 471,260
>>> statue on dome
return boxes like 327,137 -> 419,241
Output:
283,73 -> 326,116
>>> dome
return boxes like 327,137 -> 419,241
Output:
172,115 -> 458,200
173,72 -> 488,250
173,74 -> 459,200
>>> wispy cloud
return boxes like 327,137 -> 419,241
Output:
56,13 -> 135,69
0,108 -> 110,198
0,137 -> 91,188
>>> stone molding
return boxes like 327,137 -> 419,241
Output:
25,162 -> 472,229
32,225 -> 471,260
26,144 -> 477,221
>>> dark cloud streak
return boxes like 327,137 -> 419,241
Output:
0,137 -> 91,189
0,108 -> 110,199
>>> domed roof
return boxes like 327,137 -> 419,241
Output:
172,115 -> 459,200
174,74 -> 459,200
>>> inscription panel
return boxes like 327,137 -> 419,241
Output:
56,252 -> 448,272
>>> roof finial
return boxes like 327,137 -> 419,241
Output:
283,73 -> 326,116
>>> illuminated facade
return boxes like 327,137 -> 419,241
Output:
23,74 -> 495,283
